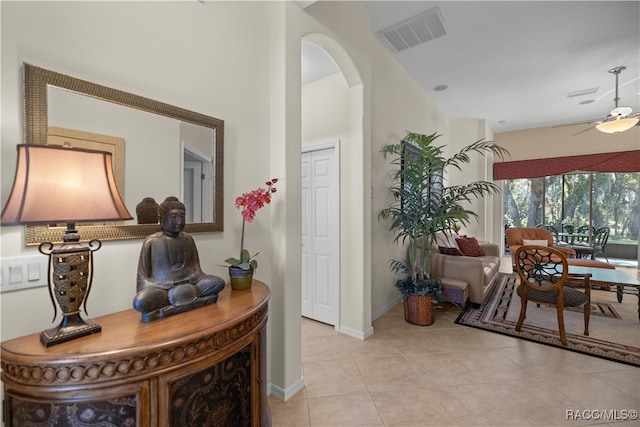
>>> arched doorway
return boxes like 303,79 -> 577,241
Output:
300,34 -> 370,338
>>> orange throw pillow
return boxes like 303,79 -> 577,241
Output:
455,237 -> 484,257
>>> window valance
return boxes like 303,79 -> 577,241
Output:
493,150 -> 640,180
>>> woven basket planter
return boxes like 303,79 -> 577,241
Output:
403,293 -> 435,326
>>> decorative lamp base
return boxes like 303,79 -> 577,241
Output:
38,230 -> 103,347
229,267 -> 254,290
40,313 -> 101,347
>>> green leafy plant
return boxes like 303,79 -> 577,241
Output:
380,131 -> 509,298
225,248 -> 259,271
390,259 -> 443,300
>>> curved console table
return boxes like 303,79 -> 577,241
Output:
1,281 -> 271,426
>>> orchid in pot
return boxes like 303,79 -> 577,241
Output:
225,178 -> 278,289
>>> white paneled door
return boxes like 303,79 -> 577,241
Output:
301,144 -> 339,326
183,160 -> 203,223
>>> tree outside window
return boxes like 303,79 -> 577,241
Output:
504,172 -> 639,249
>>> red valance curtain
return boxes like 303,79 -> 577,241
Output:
493,150 -> 640,180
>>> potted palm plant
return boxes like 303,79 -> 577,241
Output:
380,131 -> 508,325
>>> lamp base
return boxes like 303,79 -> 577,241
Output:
40,313 -> 101,347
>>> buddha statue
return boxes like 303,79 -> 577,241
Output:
133,196 -> 224,322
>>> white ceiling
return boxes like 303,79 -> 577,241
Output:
302,1 -> 640,133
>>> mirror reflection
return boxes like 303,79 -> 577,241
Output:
23,63 -> 224,244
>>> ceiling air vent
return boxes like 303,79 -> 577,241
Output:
380,7 -> 449,52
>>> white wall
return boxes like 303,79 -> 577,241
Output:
302,72 -> 350,146
449,119 -> 496,241
368,39 -> 454,318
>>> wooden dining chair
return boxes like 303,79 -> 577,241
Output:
536,224 -> 559,238
576,225 -> 595,243
593,226 -> 610,262
514,245 -> 592,346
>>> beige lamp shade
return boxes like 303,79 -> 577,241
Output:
1,144 -> 132,225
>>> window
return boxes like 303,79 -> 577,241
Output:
504,172 -> 639,248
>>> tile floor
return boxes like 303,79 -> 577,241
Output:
268,258 -> 640,426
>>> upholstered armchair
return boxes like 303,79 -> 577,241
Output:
505,227 -> 576,265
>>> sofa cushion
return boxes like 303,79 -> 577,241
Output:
456,237 -> 484,257
439,246 -> 462,256
434,231 -> 460,249
479,256 -> 500,285
522,239 -> 548,246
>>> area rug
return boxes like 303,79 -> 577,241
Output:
455,272 -> 640,367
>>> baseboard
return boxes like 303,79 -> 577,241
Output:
373,295 -> 402,320
339,324 -> 374,340
268,376 -> 305,401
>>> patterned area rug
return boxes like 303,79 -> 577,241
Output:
455,273 -> 640,367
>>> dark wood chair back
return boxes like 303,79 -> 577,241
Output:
513,245 -> 591,346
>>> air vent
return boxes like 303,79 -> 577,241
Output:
379,7 -> 449,52
567,88 -> 598,98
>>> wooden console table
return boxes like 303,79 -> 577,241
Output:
1,281 -> 271,426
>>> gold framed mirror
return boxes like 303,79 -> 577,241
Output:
23,63 -> 223,245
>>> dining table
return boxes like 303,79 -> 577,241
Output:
557,232 -> 591,245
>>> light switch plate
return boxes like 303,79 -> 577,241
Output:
0,255 -> 49,293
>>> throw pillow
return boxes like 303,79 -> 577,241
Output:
438,246 -> 462,256
522,239 -> 548,246
455,237 -> 484,257
435,231 -> 460,250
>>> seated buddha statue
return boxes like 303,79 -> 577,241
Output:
133,197 -> 225,322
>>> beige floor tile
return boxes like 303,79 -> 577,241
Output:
345,336 -> 404,359
268,395 -> 311,426
499,342 -> 590,376
549,376 -> 640,412
302,334 -> 353,362
371,387 -> 459,426
606,420 -> 640,427
406,351 -> 486,387
435,383 -> 519,416
454,410 -> 534,427
302,317 -> 339,338
354,353 -> 422,393
591,368 -> 640,399
303,358 -> 368,398
271,287 -> 639,426
487,377 -> 582,414
307,393 -> 384,426
453,350 -> 539,383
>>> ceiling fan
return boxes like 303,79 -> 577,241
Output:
570,66 -> 640,136
594,66 -> 640,133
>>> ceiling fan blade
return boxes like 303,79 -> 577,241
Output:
572,126 -> 596,136
553,119 -> 601,128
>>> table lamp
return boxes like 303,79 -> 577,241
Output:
1,144 -> 132,346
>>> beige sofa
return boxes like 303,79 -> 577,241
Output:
414,233 -> 501,305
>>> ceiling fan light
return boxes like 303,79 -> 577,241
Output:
610,106 -> 632,117
595,117 -> 639,134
